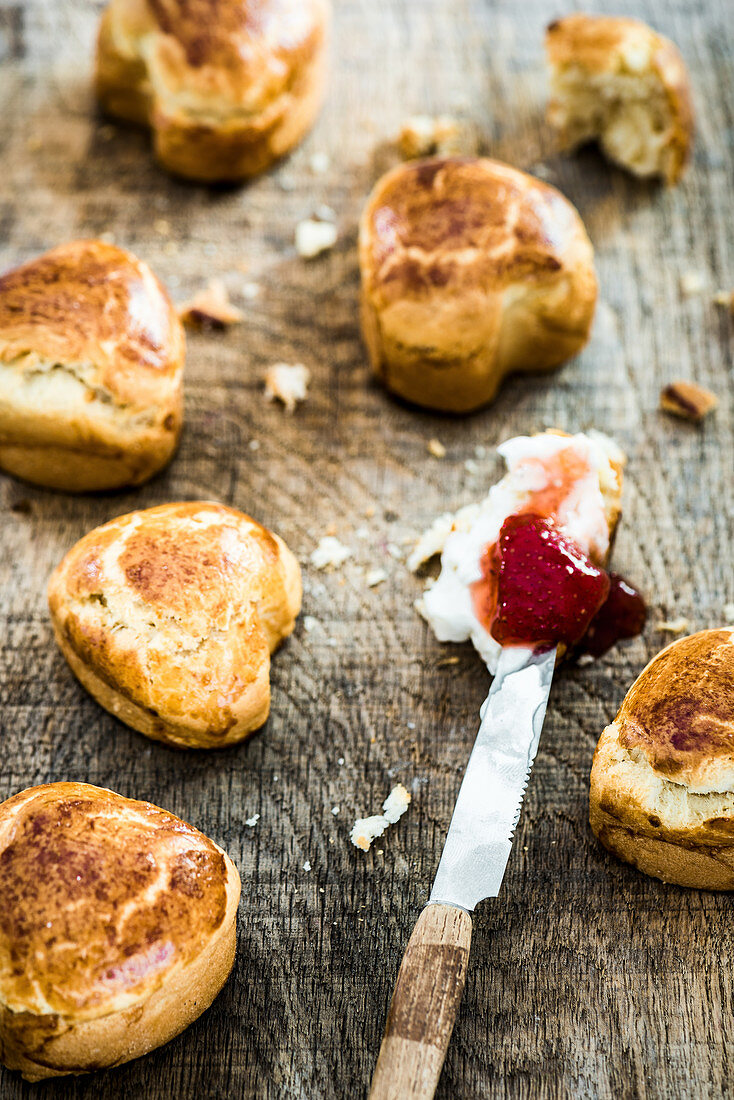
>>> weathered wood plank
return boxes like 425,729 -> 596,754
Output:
0,0 -> 733,1096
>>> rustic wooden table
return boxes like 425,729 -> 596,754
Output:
1,0 -> 732,1096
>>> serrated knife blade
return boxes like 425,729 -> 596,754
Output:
429,643 -> 557,910
369,643 -> 558,1100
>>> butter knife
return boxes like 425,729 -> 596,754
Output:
368,644 -> 557,1100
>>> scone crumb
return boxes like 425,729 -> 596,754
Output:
179,279 -> 244,328
245,813 -> 260,827
309,152 -> 330,174
296,217 -> 338,258
303,860 -> 311,872
428,438 -> 447,459
350,784 -> 411,852
264,363 -> 311,413
680,271 -> 705,297
310,536 -> 352,570
661,380 -> 718,422
303,614 -> 318,632
242,281 -> 261,300
713,289 -> 734,311
724,603 -> 734,623
365,568 -> 388,588
657,617 -> 690,634
398,115 -> 478,159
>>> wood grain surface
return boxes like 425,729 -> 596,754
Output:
0,1 -> 733,1097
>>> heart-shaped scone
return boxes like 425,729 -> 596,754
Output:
590,629 -> 734,888
48,502 -> 302,748
0,240 -> 184,492
95,0 -> 330,183
0,782 -> 240,1081
359,157 -> 598,413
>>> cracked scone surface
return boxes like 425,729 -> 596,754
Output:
96,0 -> 330,182
48,502 -> 302,748
546,14 -> 693,185
0,782 -> 240,1081
358,156 -> 597,414
590,629 -> 734,889
0,239 -> 184,492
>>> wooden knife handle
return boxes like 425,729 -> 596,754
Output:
368,902 -> 472,1100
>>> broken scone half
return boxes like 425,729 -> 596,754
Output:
0,240 -> 184,492
545,14 -> 694,185
0,782 -> 240,1081
591,629 -> 734,889
48,502 -> 302,748
96,0 -> 330,183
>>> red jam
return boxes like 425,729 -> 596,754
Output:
471,513 -> 646,656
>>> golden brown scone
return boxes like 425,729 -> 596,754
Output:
0,782 -> 240,1081
358,157 -> 598,414
545,14 -> 694,185
96,0 -> 330,183
590,629 -> 734,889
48,501 -> 302,749
0,240 -> 184,492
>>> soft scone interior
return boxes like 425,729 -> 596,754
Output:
549,60 -> 677,179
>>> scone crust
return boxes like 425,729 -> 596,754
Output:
47,501 -> 303,749
96,0 -> 330,182
0,782 -> 240,1080
0,240 -> 184,491
590,629 -> 734,889
546,14 -> 694,185
358,157 -> 597,413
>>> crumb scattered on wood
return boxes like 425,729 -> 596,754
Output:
303,860 -> 311,872
350,784 -> 412,852
296,217 -> 337,258
657,617 -> 691,634
713,289 -> 734,310
309,152 -> 330,174
263,362 -> 311,413
398,115 -> 478,159
302,614 -> 318,633
724,603 -> 734,623
310,536 -> 352,570
427,438 -> 446,459
245,813 -> 260,827
365,568 -> 388,588
178,279 -> 244,328
242,281 -> 260,300
680,271 -> 705,297
661,380 -> 719,422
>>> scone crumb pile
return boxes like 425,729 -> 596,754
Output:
264,363 -> 311,413
310,537 -> 352,570
398,115 -> 478,159
178,280 -> 244,329
350,784 -> 412,852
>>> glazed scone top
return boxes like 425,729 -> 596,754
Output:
48,502 -> 302,740
546,13 -> 686,78
0,783 -> 233,1019
616,630 -> 734,794
105,0 -> 328,117
360,157 -> 595,309
0,240 -> 184,413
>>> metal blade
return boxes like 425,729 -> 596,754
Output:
429,644 -> 557,911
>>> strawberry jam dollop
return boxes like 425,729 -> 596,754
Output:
481,514 -> 610,648
471,513 -> 646,654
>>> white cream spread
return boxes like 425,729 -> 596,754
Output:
413,431 -> 624,673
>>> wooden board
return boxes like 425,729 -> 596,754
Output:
1,0 -> 733,1096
